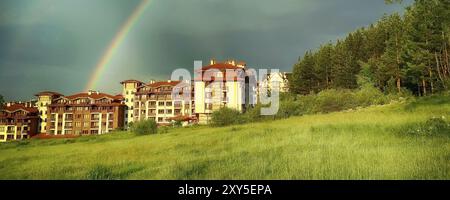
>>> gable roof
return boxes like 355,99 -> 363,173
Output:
120,79 -> 144,84
146,81 -> 182,88
35,91 -> 63,97
2,104 -> 38,113
199,63 -> 242,71
64,92 -> 123,101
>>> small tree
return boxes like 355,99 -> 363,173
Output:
211,107 -> 243,127
130,119 -> 157,135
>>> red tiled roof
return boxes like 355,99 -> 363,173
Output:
3,104 -> 38,113
199,63 -> 242,71
120,79 -> 144,84
146,81 -> 181,87
64,92 -> 123,100
48,102 -> 125,107
35,91 -> 63,97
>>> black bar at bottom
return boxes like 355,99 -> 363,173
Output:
1,180 -> 448,199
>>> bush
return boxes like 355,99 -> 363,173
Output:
242,104 -> 266,122
131,119 -> 157,135
354,85 -> 387,106
276,99 -> 302,119
312,89 -> 356,113
172,120 -> 182,128
211,107 -> 243,127
403,116 -> 450,136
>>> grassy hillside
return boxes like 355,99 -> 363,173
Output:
0,94 -> 449,180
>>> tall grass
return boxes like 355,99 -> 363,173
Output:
0,94 -> 449,180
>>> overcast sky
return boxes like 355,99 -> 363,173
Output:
0,0 -> 412,101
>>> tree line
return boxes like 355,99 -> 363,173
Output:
290,0 -> 450,96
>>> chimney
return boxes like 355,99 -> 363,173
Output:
210,58 -> 216,65
168,80 -> 172,83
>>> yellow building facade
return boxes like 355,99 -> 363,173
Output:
35,91 -> 63,133
120,80 -> 144,127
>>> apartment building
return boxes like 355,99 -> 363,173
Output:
194,59 -> 252,124
0,102 -> 39,142
42,90 -> 126,135
259,72 -> 291,94
133,80 -> 195,125
120,80 -> 144,126
35,91 -> 63,133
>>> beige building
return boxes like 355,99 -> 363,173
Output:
133,80 -> 195,125
259,72 -> 291,94
0,102 -> 39,142
120,80 -> 144,127
35,91 -> 63,133
194,59 -> 250,124
44,91 -> 126,135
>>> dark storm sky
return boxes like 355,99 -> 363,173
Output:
0,0 -> 411,101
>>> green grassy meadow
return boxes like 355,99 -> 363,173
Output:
0,95 -> 449,180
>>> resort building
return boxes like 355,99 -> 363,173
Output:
35,91 -> 63,133
0,102 -> 39,142
44,90 -> 126,135
259,72 -> 291,94
120,80 -> 144,126
133,80 -> 195,125
194,59 -> 255,124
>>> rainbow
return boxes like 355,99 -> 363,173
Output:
85,0 -> 151,91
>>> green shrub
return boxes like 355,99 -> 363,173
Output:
312,89 -> 356,113
403,116 -> 450,136
211,107 -> 243,127
242,104 -> 265,122
354,86 -> 387,106
276,99 -> 302,119
172,120 -> 182,128
131,119 -> 157,135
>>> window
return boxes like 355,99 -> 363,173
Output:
166,102 -> 172,106
166,109 -> 172,114
158,102 -> 165,106
158,109 -> 164,114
